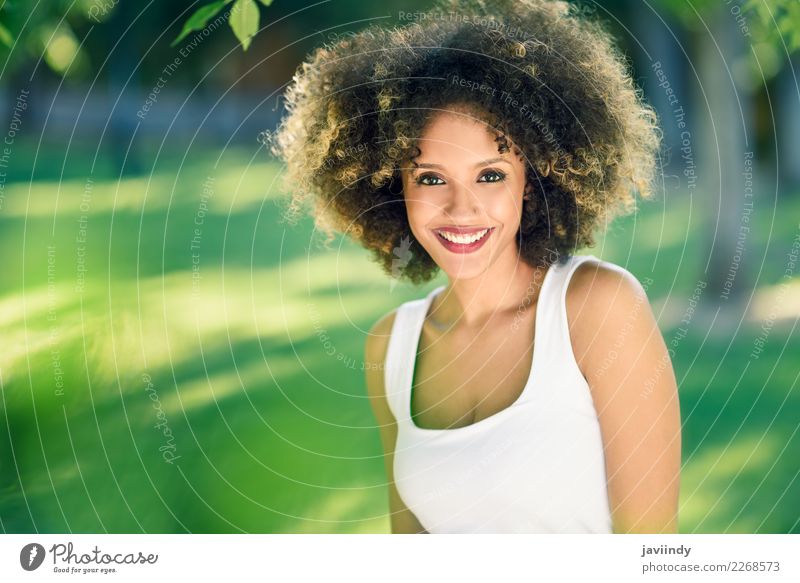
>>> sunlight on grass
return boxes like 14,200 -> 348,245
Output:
0,158 -> 284,217
291,488 -> 388,534
748,278 -> 800,323
3,144 -> 798,533
0,284 -> 71,328
0,248 -> 416,402
158,358 -> 276,413
680,432 -> 781,532
0,282 -> 91,397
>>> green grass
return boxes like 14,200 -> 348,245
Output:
0,142 -> 798,532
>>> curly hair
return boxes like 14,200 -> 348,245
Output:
267,0 -> 663,284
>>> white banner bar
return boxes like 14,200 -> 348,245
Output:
1,534 -> 798,582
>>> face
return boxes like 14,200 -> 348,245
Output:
401,107 -> 530,280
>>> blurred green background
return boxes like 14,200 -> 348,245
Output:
0,0 -> 799,533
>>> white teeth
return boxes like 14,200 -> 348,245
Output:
437,228 -> 490,244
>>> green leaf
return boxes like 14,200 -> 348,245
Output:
257,0 -> 273,6
230,0 -> 259,51
171,0 -> 230,47
0,21 -> 13,48
742,0 -> 760,13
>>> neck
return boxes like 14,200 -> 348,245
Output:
431,248 -> 552,329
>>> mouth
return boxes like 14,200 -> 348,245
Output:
432,226 -> 495,254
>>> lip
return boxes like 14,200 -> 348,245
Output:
432,226 -> 494,254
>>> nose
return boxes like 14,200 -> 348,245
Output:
444,179 -> 481,218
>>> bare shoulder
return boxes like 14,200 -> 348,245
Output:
364,306 -> 430,533
568,258 -> 648,306
368,307 -> 399,338
565,258 -> 654,375
565,258 -> 681,533
364,308 -> 399,400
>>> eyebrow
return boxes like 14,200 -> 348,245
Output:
413,157 -> 512,170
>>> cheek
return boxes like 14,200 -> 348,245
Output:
403,197 -> 420,219
487,188 -> 525,223
404,191 -> 437,217
403,198 -> 432,236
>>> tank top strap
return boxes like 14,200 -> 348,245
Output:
384,255 -> 600,423
383,286 -> 446,423
538,253 -> 601,318
534,253 -> 602,390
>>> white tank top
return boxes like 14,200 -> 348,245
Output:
384,253 -> 614,533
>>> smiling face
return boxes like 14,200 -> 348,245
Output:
400,106 -> 532,281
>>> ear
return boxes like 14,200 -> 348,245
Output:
522,184 -> 533,201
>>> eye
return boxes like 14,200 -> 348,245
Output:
478,169 -> 506,183
415,173 -> 445,186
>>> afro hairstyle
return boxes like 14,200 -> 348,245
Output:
267,0 -> 663,284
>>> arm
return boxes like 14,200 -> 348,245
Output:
364,310 -> 429,534
569,262 -> 682,533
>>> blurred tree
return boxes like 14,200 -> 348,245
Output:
0,0 -> 104,78
651,0 -> 800,307
655,0 -> 800,81
3,0 -> 796,298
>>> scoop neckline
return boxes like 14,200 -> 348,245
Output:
406,261 -> 560,433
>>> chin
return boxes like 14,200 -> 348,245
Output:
444,270 -> 489,282
436,258 -> 493,281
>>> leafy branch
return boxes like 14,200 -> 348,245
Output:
172,0 -> 273,51
743,0 -> 800,52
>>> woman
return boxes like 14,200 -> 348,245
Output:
268,0 -> 681,533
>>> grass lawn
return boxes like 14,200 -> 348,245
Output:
1,141 -> 798,533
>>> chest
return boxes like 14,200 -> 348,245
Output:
393,393 -> 613,533
410,312 -> 537,430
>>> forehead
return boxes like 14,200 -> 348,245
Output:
407,108 -> 523,170
419,109 -> 495,143
411,110 -> 516,162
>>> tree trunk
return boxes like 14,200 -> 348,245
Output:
695,3 -> 754,310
